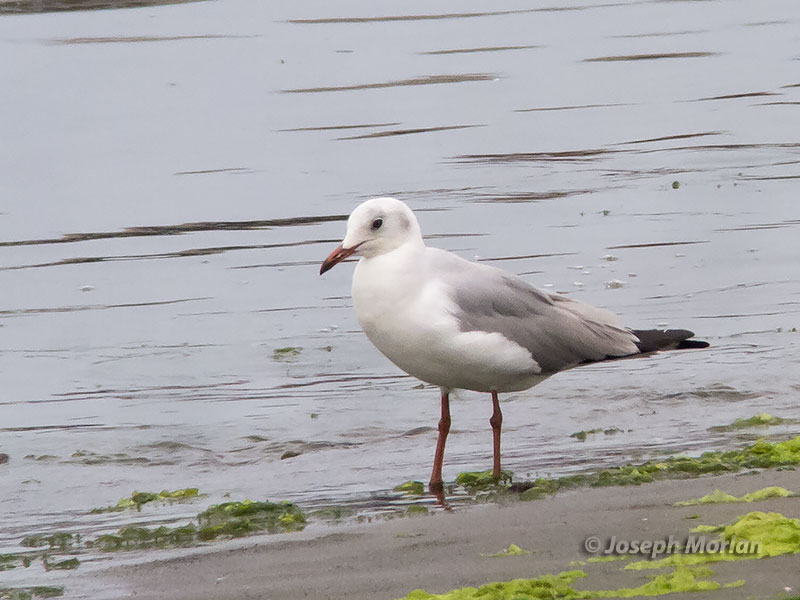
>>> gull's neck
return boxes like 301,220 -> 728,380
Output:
352,238 -> 428,337
353,237 -> 427,296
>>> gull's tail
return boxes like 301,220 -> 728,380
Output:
632,329 -> 710,353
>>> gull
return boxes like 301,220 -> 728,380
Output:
320,197 -> 708,495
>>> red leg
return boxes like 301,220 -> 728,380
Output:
490,391 -> 503,480
429,390 -> 450,490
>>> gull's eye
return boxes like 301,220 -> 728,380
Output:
371,218 -> 383,230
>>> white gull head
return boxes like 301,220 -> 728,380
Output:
320,197 -> 423,273
343,197 -> 423,258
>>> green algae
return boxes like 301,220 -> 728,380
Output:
676,489 -> 738,505
482,543 -> 532,558
397,566 -> 739,599
625,551 -> 737,571
406,505 -> 429,516
142,488 -> 199,502
0,554 -> 20,571
280,450 -> 302,460
0,588 -> 63,600
570,427 -> 622,442
456,470 -> 513,489
675,486 -> 793,506
516,436 -> 800,500
197,499 -> 306,540
272,346 -> 302,361
723,511 -> 800,556
90,499 -> 306,551
590,566 -> 727,597
398,569 -> 586,600
92,488 -> 201,513
568,559 -> 586,567
94,524 -> 199,551
310,506 -> 354,521
570,428 -> 603,441
708,412 -> 793,432
20,532 -> 76,551
394,481 -> 425,495
67,450 -> 150,465
43,557 -> 79,571
520,478 -> 561,500
683,565 -> 715,579
690,524 -> 722,534
626,510 -> 800,570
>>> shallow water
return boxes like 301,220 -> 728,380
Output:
1,0 -> 800,592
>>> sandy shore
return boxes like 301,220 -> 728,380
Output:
95,468 -> 800,600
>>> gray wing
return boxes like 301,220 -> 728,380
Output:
428,248 -> 640,373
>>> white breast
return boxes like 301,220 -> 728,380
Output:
351,248 -> 543,393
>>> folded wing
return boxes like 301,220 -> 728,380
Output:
429,249 -> 641,374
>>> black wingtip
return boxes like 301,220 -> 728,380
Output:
676,339 -> 710,349
632,329 -> 709,353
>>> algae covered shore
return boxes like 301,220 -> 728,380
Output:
74,434 -> 800,599
103,455 -> 800,600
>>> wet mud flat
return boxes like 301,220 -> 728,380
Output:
2,0 -> 800,597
